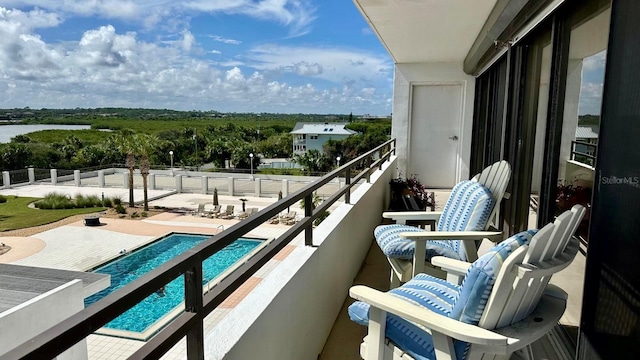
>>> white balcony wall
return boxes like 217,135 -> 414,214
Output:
204,157 -> 396,360
392,63 -> 474,186
0,280 -> 87,360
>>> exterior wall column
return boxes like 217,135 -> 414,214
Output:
201,176 -> 208,194
254,178 -> 261,197
282,179 -> 288,197
2,171 -> 9,188
98,171 -> 105,187
228,177 -> 235,196
175,175 -> 183,193
28,167 -> 35,184
74,170 -> 81,187
50,169 -> 57,185
123,173 -> 129,189
148,174 -> 156,190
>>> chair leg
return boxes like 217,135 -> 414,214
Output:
390,269 -> 400,289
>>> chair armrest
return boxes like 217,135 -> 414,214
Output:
382,211 -> 442,224
399,230 -> 503,242
431,256 -> 472,277
349,285 -> 508,347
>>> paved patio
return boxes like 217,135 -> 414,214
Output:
0,184 -> 316,360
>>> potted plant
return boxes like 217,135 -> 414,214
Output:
389,173 -> 435,211
556,179 -> 592,238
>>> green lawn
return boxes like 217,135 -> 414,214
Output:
0,196 -> 105,232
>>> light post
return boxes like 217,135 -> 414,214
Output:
336,156 -> 341,168
169,151 -> 174,174
249,153 -> 254,178
193,133 -> 198,171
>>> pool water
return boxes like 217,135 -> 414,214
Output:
84,234 -> 261,333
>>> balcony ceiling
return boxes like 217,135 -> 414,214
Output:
353,0 -> 498,63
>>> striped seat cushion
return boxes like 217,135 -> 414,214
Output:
349,230 -> 537,360
375,180 -> 496,261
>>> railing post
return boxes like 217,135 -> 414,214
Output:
185,265 -> 205,360
149,173 -> 156,190
201,176 -> 208,194
51,169 -> 57,185
304,193 -> 313,246
228,177 -> 235,196
366,157 -> 372,183
2,171 -> 10,189
345,168 -> 351,204
28,167 -> 35,184
98,170 -> 105,187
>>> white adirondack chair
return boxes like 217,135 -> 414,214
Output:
350,205 -> 585,360
377,161 -> 511,286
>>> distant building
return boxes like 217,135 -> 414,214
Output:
575,125 -> 599,157
290,123 -> 357,154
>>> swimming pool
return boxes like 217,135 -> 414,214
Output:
84,233 -> 262,337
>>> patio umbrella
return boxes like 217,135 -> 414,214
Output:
213,188 -> 219,206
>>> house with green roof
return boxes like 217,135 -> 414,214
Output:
290,122 -> 357,155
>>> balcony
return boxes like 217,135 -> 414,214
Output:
1,137 -> 585,360
1,140 -> 398,359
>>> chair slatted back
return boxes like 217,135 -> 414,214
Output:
478,205 -> 585,330
470,160 -> 511,229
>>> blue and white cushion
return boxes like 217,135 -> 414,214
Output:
375,180 -> 496,262
349,230 -> 537,360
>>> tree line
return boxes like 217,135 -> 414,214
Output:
0,114 -> 390,174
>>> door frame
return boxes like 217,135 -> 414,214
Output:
407,81 -> 466,187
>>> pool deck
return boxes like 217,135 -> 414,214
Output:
0,185 -> 315,360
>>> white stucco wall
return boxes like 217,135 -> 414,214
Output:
203,157 -> 396,360
559,59 -> 584,181
0,280 -> 88,360
392,62 -> 475,183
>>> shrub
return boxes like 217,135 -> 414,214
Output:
0,195 -> 7,203
75,194 -> 101,208
130,212 -> 139,218
35,192 -> 73,209
102,197 -> 113,207
112,197 -> 122,206
141,212 -> 148,217
115,203 -> 126,214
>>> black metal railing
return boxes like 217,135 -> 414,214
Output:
3,138 -> 395,360
571,140 -> 597,167
8,169 -> 29,185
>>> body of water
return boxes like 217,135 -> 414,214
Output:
85,233 -> 262,336
0,124 -> 91,143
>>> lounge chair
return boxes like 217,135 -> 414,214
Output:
376,160 -> 511,286
236,207 -> 258,220
219,205 -> 235,219
280,211 -> 297,225
206,205 -> 221,218
349,205 -> 585,360
192,203 -> 205,217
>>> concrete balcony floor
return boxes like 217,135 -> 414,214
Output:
319,194 -> 586,360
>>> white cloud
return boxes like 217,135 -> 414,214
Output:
0,5 -> 392,114
246,44 -> 392,85
292,61 -> 323,76
4,1 -> 315,36
185,0 -> 316,37
209,35 -> 242,45
579,81 -> 604,115
583,50 -> 607,72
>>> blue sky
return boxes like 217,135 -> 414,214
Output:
0,1 -> 605,116
0,1 -> 393,114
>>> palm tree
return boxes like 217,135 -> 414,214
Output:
134,134 -> 160,212
139,156 -> 150,211
125,152 -> 136,207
